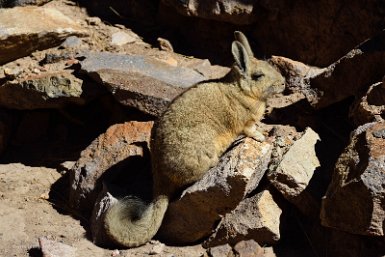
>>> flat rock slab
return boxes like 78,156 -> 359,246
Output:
79,52 -> 206,116
0,71 -> 84,109
0,6 -> 87,65
321,121 -> 385,236
157,138 -> 272,244
69,121 -> 154,216
205,189 -> 282,247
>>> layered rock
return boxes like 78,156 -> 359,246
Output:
79,52 -> 206,116
0,6 -> 86,65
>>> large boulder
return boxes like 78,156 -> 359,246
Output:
69,121 -> 154,216
268,127 -> 321,217
79,52 -> 206,116
321,121 -> 385,236
0,6 -> 86,65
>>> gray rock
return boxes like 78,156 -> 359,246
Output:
110,31 -> 136,46
267,127 -> 320,217
321,121 -> 385,236
38,237 -> 76,257
60,36 -> 83,49
349,81 -> 385,126
233,240 -> 264,257
205,189 -> 282,247
0,7 -> 86,65
79,52 -> 206,116
157,138 -> 273,244
0,71 -> 84,109
208,244 -> 234,257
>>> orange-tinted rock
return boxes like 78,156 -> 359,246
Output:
69,121 -> 153,215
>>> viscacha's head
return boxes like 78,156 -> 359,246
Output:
231,31 -> 285,100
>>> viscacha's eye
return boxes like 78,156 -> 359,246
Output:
251,73 -> 264,80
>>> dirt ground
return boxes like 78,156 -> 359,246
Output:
0,163 -> 208,256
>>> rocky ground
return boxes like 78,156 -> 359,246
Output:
1,0 -> 385,257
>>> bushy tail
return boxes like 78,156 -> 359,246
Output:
104,195 -> 169,247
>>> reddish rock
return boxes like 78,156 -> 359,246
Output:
321,121 -> 385,236
69,121 -> 154,215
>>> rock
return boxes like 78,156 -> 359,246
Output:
0,0 -> 50,7
79,52 -> 206,116
60,36 -> 84,49
38,237 -> 76,257
158,1 -> 385,68
69,121 -> 154,215
208,244 -> 234,257
110,31 -> 136,46
161,0 -> 257,25
233,240 -> 264,257
157,37 -> 174,52
321,121 -> 385,236
148,241 -> 165,255
205,189 -> 282,247
350,81 -> 385,126
267,127 -> 320,217
0,7 -> 86,65
85,16 -> 102,26
0,71 -> 84,110
309,30 -> 385,108
157,138 -> 273,244
79,0 -> 158,27
90,185 -> 119,247
269,56 -> 325,108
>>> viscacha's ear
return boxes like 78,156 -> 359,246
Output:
234,31 -> 254,57
231,41 -> 250,75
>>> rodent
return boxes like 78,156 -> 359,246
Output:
103,31 -> 285,247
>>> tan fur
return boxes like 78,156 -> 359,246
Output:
104,31 -> 285,247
